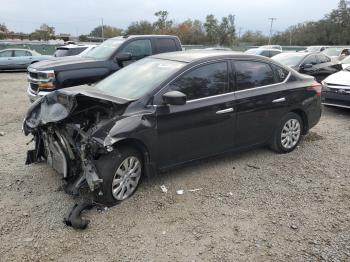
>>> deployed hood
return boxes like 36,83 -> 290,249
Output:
24,86 -> 130,131
324,70 -> 350,86
28,56 -> 104,71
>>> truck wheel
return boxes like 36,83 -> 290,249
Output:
270,112 -> 303,153
94,147 -> 143,206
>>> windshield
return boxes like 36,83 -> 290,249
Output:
245,49 -> 261,55
83,38 -> 124,59
272,53 -> 305,67
342,56 -> 350,64
95,58 -> 186,100
323,48 -> 342,57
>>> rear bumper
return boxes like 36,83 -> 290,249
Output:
321,90 -> 350,109
27,84 -> 51,103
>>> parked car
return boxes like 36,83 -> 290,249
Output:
205,47 -> 232,51
23,50 -> 322,205
302,46 -> 329,52
53,44 -> 96,57
0,49 -> 51,70
245,48 -> 282,58
27,35 -> 182,102
340,55 -> 350,69
272,52 -> 341,82
322,47 -> 350,62
321,66 -> 350,109
260,45 -> 282,51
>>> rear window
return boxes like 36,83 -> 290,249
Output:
272,64 -> 289,82
155,38 -> 178,53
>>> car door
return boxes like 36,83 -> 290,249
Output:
315,54 -> 340,81
117,39 -> 152,67
299,54 -> 319,77
0,50 -> 14,69
13,50 -> 32,69
232,60 -> 291,147
154,60 -> 236,168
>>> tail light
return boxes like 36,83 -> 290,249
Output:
309,81 -> 322,96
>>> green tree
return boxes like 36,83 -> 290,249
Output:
126,21 -> 154,35
30,24 -> 55,41
153,11 -> 173,34
90,25 -> 123,38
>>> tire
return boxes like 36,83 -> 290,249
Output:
270,112 -> 303,153
94,147 -> 143,206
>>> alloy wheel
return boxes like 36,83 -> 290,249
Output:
281,119 -> 301,149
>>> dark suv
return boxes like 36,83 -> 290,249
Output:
24,51 -> 322,206
27,35 -> 182,102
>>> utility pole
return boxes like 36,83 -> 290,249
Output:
289,30 -> 292,46
268,17 -> 276,45
101,18 -> 104,41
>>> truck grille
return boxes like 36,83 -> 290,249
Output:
29,72 -> 38,79
30,83 -> 39,92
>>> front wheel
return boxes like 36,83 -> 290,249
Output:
94,147 -> 143,206
270,112 -> 303,153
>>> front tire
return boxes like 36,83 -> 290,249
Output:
270,112 -> 303,153
94,147 -> 143,206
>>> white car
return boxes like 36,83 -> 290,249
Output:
321,66 -> 350,109
341,56 -> 350,69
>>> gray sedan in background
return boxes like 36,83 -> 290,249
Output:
0,49 -> 52,70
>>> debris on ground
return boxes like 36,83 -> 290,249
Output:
247,164 -> 260,169
176,189 -> 184,195
160,185 -> 168,193
188,188 -> 203,192
0,131 -> 5,136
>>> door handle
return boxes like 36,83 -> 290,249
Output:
272,97 -> 286,103
216,108 -> 234,114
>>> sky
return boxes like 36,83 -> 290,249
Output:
0,0 -> 340,36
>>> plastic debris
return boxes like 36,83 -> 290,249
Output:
188,188 -> 203,192
160,185 -> 168,193
176,189 -> 184,195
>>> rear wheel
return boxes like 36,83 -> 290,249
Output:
270,112 -> 303,153
94,147 -> 143,206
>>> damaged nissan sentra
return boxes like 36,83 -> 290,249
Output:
23,50 -> 322,207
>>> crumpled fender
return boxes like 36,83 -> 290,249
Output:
104,114 -> 155,147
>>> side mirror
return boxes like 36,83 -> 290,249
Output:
162,91 -> 187,106
301,63 -> 313,69
115,52 -> 132,62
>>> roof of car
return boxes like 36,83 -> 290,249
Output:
57,44 -> 95,49
0,48 -> 34,52
151,50 -> 269,63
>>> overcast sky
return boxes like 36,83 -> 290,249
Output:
0,0 -> 339,36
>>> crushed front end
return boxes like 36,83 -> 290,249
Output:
23,88 -> 128,197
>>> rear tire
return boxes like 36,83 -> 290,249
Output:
270,112 -> 303,153
94,147 -> 143,206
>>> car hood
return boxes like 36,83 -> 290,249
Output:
23,85 -> 131,131
324,70 -> 350,86
28,56 -> 103,71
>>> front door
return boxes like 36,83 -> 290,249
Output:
155,61 -> 236,168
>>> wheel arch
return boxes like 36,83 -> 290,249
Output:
290,108 -> 309,134
112,138 -> 154,177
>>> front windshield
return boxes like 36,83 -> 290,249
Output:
323,48 -> 342,57
83,38 -> 124,59
96,58 -> 186,100
341,56 -> 350,64
272,53 -> 305,67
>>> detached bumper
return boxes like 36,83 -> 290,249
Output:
27,84 -> 51,103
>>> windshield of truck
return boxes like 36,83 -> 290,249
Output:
83,38 -> 124,60
96,58 -> 186,100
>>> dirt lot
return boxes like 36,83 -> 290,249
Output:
0,72 -> 350,262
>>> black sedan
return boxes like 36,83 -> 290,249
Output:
23,51 -> 322,206
272,52 -> 341,82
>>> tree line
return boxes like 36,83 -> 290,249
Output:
1,0 -> 350,46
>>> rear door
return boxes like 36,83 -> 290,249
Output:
12,50 -> 32,69
155,60 -> 236,167
232,60 -> 291,147
0,50 -> 14,69
153,38 -> 179,54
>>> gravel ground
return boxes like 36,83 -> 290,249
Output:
0,72 -> 350,262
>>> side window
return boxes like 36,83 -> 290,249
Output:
272,64 -> 289,83
25,51 -> 32,56
14,50 -> 28,57
69,47 -> 86,56
260,51 -> 269,57
170,62 -> 228,101
120,40 -> 152,58
271,51 -> 280,57
0,50 -> 12,57
155,38 -> 177,53
303,55 -> 318,65
234,61 -> 275,91
317,54 -> 330,63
